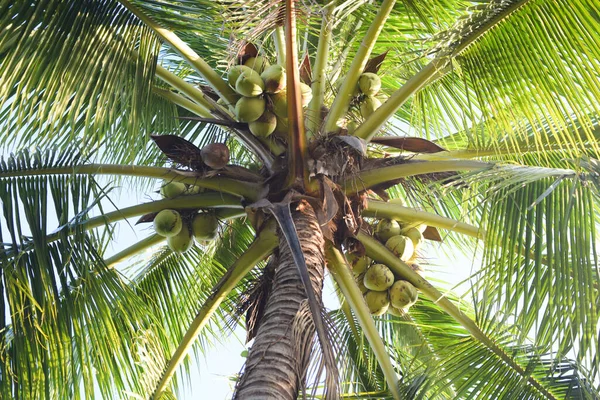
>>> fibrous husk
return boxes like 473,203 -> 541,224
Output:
389,280 -> 418,309
249,110 -> 277,138
153,209 -> 183,237
363,263 -> 394,291
167,226 -> 194,254
358,72 -> 381,96
201,143 -> 230,169
235,96 -> 266,122
160,181 -> 186,198
364,290 -> 389,316
235,69 -> 264,97
192,213 -> 219,241
385,235 -> 415,262
244,56 -> 270,73
375,219 -> 401,242
261,65 -> 286,94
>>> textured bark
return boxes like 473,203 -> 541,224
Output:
234,202 -> 325,400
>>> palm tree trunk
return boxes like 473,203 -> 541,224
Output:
234,202 -> 325,399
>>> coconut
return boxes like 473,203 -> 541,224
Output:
167,226 -> 194,254
261,65 -> 286,94
186,184 -> 203,194
402,227 -> 424,250
385,235 -> 415,262
227,65 -> 253,87
387,304 -> 404,317
356,274 -> 369,294
360,96 -> 382,118
375,92 -> 389,103
191,213 -> 219,241
375,219 -> 401,242
299,82 -> 313,107
270,90 -> 288,118
363,264 -> 395,291
273,116 -> 289,138
235,96 -> 266,123
153,209 -> 183,238
346,253 -> 371,276
364,290 -> 390,316
249,110 -> 277,138
244,56 -> 270,73
235,69 -> 264,97
358,72 -> 381,96
160,181 -> 186,199
201,143 -> 230,169
389,280 -> 418,309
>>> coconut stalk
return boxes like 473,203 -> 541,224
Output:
273,26 -> 287,65
323,0 -> 396,133
154,65 -> 220,114
342,160 -> 492,194
153,87 -> 213,118
356,232 -> 557,400
306,4 -> 335,136
363,200 -> 485,240
104,234 -> 165,267
118,0 -> 238,105
152,224 -> 279,398
326,246 -> 401,400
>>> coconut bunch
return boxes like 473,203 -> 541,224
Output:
226,56 -> 312,139
153,207 -> 219,254
356,72 -> 388,119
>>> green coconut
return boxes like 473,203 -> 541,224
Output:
299,82 -> 313,107
249,110 -> 277,138
387,304 -> 404,317
346,253 -> 371,276
273,116 -> 289,138
186,184 -> 204,195
244,56 -> 270,73
358,72 -> 381,96
389,280 -> 418,309
270,90 -> 288,118
360,96 -> 382,118
153,209 -> 183,238
160,181 -> 186,199
375,92 -> 389,103
364,290 -> 390,316
191,213 -> 219,241
375,219 -> 401,242
261,65 -> 286,94
363,264 -> 395,291
167,226 -> 194,254
227,65 -> 253,87
235,69 -> 264,97
385,235 -> 415,262
356,274 -> 369,294
402,227 -> 424,250
235,96 -> 266,123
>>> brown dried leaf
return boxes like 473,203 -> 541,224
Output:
151,135 -> 206,170
423,226 -> 442,242
370,137 -> 447,153
237,41 -> 258,64
363,51 -> 389,74
299,53 -> 312,84
136,212 -> 158,225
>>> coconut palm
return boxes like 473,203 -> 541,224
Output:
1,0 -> 600,398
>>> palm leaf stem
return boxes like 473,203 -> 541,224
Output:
363,200 -> 484,239
0,163 -> 261,199
306,3 -> 335,137
155,65 -> 220,114
45,192 -> 242,244
326,245 -> 401,400
105,234 -> 164,267
273,26 -> 287,65
342,160 -> 491,194
356,232 -> 557,400
324,0 -> 396,133
284,0 -> 309,189
118,0 -> 238,104
153,87 -> 212,118
152,224 -> 279,398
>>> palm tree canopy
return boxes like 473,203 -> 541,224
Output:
1,0 -> 599,398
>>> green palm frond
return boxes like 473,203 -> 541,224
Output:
0,0 -> 180,164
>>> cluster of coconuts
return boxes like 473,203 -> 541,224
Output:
226,56 -> 312,139
153,180 -> 219,253
356,72 -> 386,119
347,209 -> 426,316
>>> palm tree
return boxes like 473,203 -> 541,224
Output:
1,0 -> 599,398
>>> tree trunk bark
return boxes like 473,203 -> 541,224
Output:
234,202 -> 325,399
